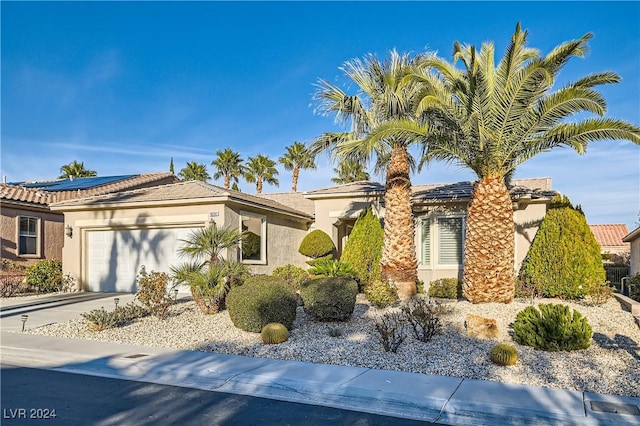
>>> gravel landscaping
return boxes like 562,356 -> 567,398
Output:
23,294 -> 640,398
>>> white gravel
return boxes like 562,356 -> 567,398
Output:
24,294 -> 640,398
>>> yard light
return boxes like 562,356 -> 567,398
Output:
114,298 -> 120,309
174,289 -> 179,301
21,315 -> 28,332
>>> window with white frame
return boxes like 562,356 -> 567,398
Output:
420,216 -> 465,267
240,212 -> 266,263
18,216 -> 40,256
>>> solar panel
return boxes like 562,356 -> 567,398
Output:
22,175 -> 137,191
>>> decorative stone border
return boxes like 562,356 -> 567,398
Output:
613,293 -> 640,328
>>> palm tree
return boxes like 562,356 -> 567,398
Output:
331,159 -> 370,184
179,161 -> 210,182
279,141 -> 316,192
393,24 -> 639,303
244,154 -> 279,194
311,50 -> 429,299
59,161 -> 97,179
212,148 -> 245,189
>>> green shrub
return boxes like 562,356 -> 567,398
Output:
299,230 -> 335,259
242,231 -> 261,259
364,280 -> 398,308
116,302 -> 148,322
261,323 -> 289,344
340,208 -> 383,289
513,304 -> 592,351
427,278 -> 461,299
81,307 -> 121,331
519,196 -> 605,299
135,267 -> 173,319
227,276 -> 297,332
305,254 -> 333,267
308,259 -> 357,279
299,277 -> 358,321
25,260 -> 63,293
629,274 -> 640,302
272,264 -> 309,291
489,343 -> 518,366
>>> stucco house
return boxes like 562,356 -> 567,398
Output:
623,227 -> 640,276
0,173 -> 178,267
52,177 -> 556,292
589,224 -> 630,264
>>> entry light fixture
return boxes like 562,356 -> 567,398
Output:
114,297 -> 120,309
21,314 -> 28,332
65,225 -> 73,238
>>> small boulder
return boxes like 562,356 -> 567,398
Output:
465,314 -> 499,339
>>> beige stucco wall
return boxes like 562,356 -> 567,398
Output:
1,203 -> 64,266
630,238 -> 640,276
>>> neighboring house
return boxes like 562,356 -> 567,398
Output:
51,181 -> 314,292
589,224 -> 630,264
0,173 -> 178,266
623,227 -> 640,276
304,178 -> 557,284
51,177 -> 557,293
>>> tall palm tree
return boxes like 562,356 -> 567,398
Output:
386,24 -> 639,303
212,148 -> 245,189
244,154 -> 279,194
279,141 -> 316,192
58,161 -> 97,179
311,50 -> 429,299
331,159 -> 370,184
179,161 -> 210,182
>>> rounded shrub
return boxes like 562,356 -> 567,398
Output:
261,323 -> 289,344
427,278 -> 462,299
489,343 -> 518,366
25,260 -> 63,293
513,303 -> 592,351
299,277 -> 358,321
242,232 -> 261,259
364,280 -> 398,308
340,207 -> 383,289
227,276 -> 297,332
272,264 -> 309,291
298,230 -> 335,259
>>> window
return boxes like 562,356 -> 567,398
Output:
18,216 -> 40,256
240,212 -> 266,263
437,217 -> 464,266
421,219 -> 431,265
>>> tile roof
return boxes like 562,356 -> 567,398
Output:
51,181 -> 314,220
304,181 -> 385,197
257,192 -> 315,216
589,224 -> 631,247
0,184 -> 56,206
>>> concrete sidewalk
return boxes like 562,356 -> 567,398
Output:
2,294 -> 640,425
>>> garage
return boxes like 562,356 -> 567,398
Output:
86,227 -> 201,293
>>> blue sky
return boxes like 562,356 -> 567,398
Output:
2,1 -> 639,229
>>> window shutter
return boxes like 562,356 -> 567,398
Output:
421,219 -> 431,264
438,217 -> 463,265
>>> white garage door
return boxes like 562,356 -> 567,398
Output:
87,227 -> 202,292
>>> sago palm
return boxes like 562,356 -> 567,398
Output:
59,160 -> 97,179
279,141 -> 316,192
212,148 -> 245,189
391,24 -> 639,303
311,49 -> 429,298
244,154 -> 280,194
179,161 -> 210,182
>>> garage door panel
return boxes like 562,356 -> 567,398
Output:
87,227 -> 201,293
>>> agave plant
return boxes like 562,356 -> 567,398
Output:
308,259 -> 357,279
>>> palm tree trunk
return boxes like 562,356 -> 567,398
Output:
256,178 -> 263,194
224,173 -> 230,189
292,166 -> 299,192
381,146 -> 418,299
463,177 -> 515,303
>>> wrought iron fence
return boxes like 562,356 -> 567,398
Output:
604,265 -> 630,292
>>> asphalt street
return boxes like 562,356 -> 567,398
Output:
1,365 -> 433,426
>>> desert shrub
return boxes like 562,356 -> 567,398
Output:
81,307 -> 121,332
584,281 -> 614,306
305,254 -> 334,267
116,302 -> 148,322
242,231 -> 261,259
364,280 -> 398,308
25,260 -> 63,293
299,277 -> 358,322
0,263 -> 27,297
298,230 -> 335,259
308,259 -> 357,279
519,196 -> 605,299
513,304 -> 592,351
427,278 -> 461,299
489,343 -> 518,366
135,267 -> 173,319
272,264 -> 309,291
340,208 -> 383,289
629,274 -> 640,302
261,323 -> 289,344
375,312 -> 407,353
401,298 -> 443,343
227,276 -> 297,332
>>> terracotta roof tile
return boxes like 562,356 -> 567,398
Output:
257,192 -> 315,216
589,224 -> 631,248
0,184 -> 55,205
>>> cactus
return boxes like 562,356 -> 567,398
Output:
261,323 -> 289,344
489,343 -> 518,366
